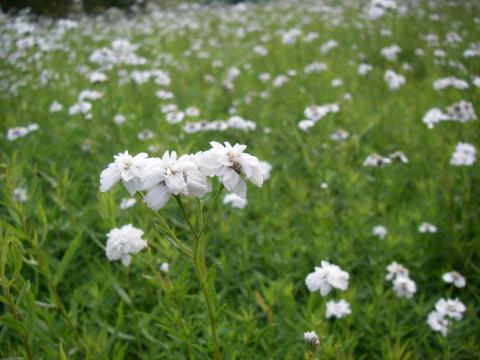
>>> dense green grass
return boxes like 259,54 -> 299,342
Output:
1,0 -> 479,358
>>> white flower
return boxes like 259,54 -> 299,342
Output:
259,161 -> 272,181
422,108 -> 450,129
381,44 -> 401,61
447,100 -> 477,123
363,154 -> 391,167
197,142 -> 263,198
392,276 -> 416,299
89,71 -> 108,83
160,262 -> 169,273
298,119 -> 315,131
69,101 -> 92,116
186,106 -> 200,117
137,129 -> 154,141
442,271 -> 466,288
305,261 -> 349,296
100,151 -> 149,195
49,101 -> 63,113
389,151 -> 408,163
385,262 -> 409,281
12,187 -> 28,202
330,130 -> 349,141
384,70 -> 405,90
372,225 -> 387,240
450,142 -> 476,166
358,63 -> 373,76
435,298 -> 466,320
105,224 -> 147,266
142,152 -> 209,210
166,110 -> 185,124
419,222 -> 437,233
326,299 -> 351,319
223,193 -> 247,209
156,90 -> 174,100
6,127 -> 29,141
304,331 -> 319,350
433,77 -> 469,90
120,197 -> 136,210
113,114 -> 126,125
427,311 -> 449,337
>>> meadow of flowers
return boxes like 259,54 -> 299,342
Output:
1,0 -> 479,358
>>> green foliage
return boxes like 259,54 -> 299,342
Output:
0,0 -> 480,359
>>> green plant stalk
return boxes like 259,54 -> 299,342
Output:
175,191 -> 224,360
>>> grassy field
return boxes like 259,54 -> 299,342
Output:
1,0 -> 479,358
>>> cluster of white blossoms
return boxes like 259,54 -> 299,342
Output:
89,38 -> 146,68
363,150 -> 409,167
384,70 -> 405,90
427,298 -> 466,337
418,222 -> 437,234
449,142 -> 476,166
12,187 -> 28,202
105,224 -> 148,266
100,141 -> 265,210
298,103 -> 340,131
6,123 -> 39,141
433,77 -> 469,91
442,271 -> 466,288
385,262 -> 417,299
381,44 -> 401,61
372,225 -> 387,240
305,261 -> 351,319
183,116 -> 256,134
423,100 -> 476,128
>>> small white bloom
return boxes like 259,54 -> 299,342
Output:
120,197 -> 136,210
442,271 -> 466,288
372,225 -> 387,240
427,311 -> 449,337
305,261 -> 349,296
100,151 -> 149,195
392,275 -> 417,299
12,187 -> 28,202
223,193 -> 247,209
435,298 -> 466,320
105,224 -> 147,266
197,142 -> 263,198
304,331 -> 320,350
450,142 -> 476,166
419,222 -> 437,233
160,262 -> 169,273
114,114 -> 126,125
363,154 -> 392,167
326,299 -> 351,319
166,110 -> 185,124
49,101 -> 63,113
385,262 -> 409,281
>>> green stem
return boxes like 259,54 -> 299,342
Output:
174,195 -> 199,241
202,185 -> 224,232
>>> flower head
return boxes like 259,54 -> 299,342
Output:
435,298 -> 466,320
105,224 -> 148,266
305,261 -> 349,296
326,299 -> 351,319
442,271 -> 466,288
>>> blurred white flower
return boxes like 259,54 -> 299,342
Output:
49,101 -> 63,113
422,108 -> 450,129
419,222 -> 437,233
447,100 -> 477,123
385,262 -> 409,281
393,275 -> 417,299
160,262 -> 169,274
427,311 -> 449,337
120,197 -> 136,210
113,114 -> 126,125
106,224 -> 147,266
450,142 -> 476,166
363,154 -> 391,167
13,187 -> 28,202
223,193 -> 247,209
304,331 -> 319,351
372,225 -> 387,239
326,299 -> 351,319
435,298 -> 466,320
384,70 -> 405,90
442,271 -> 466,288
305,261 -> 349,296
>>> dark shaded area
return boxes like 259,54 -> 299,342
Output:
1,0 -> 138,17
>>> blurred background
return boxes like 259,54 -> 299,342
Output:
0,0 -> 251,17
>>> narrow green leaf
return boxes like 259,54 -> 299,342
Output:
53,233 -> 83,286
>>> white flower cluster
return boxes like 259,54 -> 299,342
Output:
105,224 -> 148,266
427,298 -> 466,337
304,62 -> 327,74
442,271 -> 466,288
100,142 -> 265,210
381,44 -> 401,61
422,100 -> 476,128
366,0 -> 397,20
6,123 -> 39,141
183,116 -> 256,134
298,103 -> 340,131
433,77 -> 469,90
305,261 -> 351,319
384,70 -> 405,90
449,142 -> 476,166
385,262 -> 417,299
89,39 -> 146,68
372,225 -> 387,239
418,222 -> 437,234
